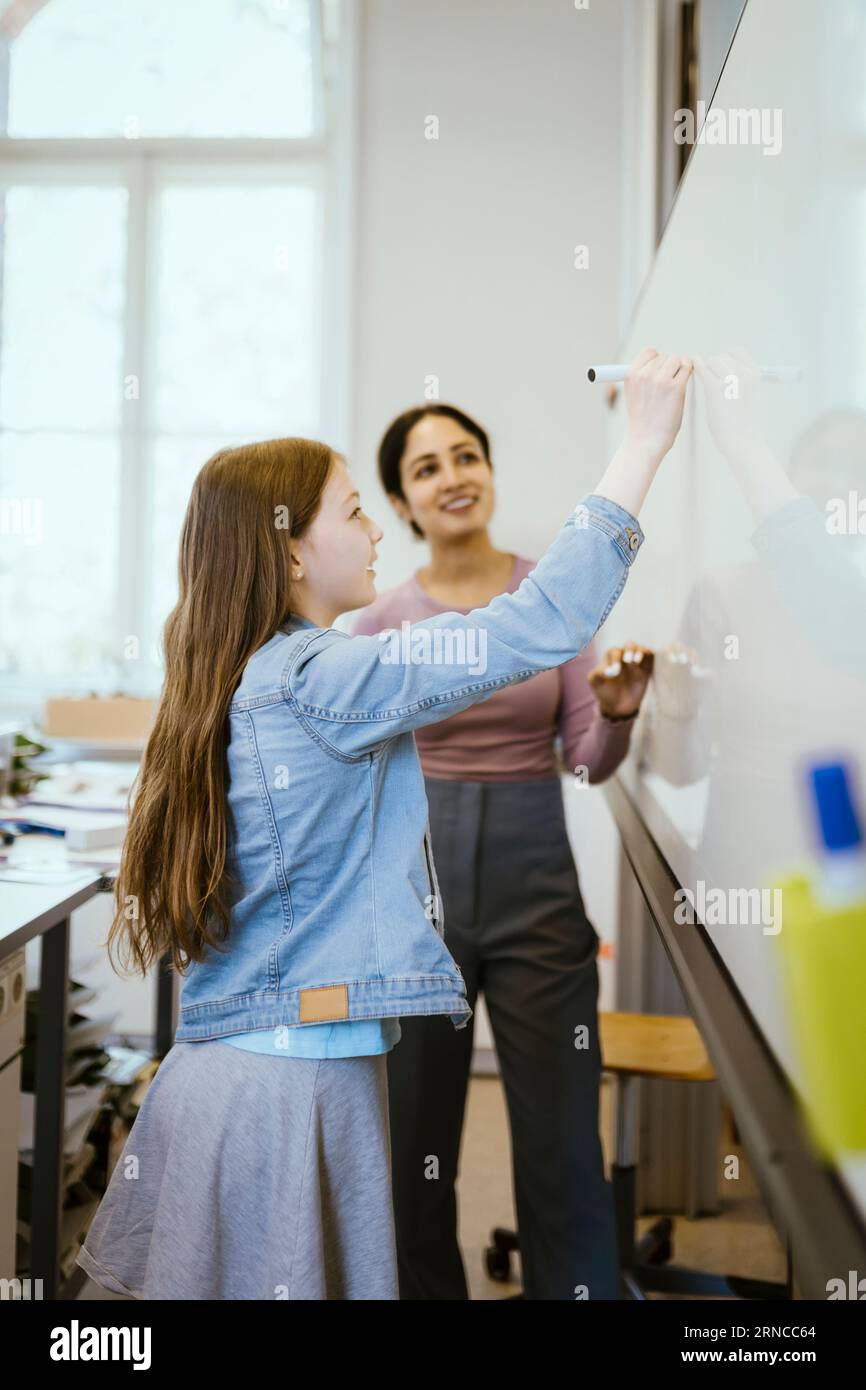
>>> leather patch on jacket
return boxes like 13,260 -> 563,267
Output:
298,984 -> 349,1023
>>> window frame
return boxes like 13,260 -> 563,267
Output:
0,0 -> 359,705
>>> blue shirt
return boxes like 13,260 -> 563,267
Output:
222,1018 -> 402,1058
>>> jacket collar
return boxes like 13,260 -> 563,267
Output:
280,611 -> 319,633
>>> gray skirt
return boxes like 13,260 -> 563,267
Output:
75,1039 -> 398,1300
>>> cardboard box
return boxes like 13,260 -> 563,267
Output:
43,698 -> 155,744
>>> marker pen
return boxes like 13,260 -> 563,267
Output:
586,363 -> 801,384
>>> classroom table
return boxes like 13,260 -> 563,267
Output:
1,872 -> 108,1299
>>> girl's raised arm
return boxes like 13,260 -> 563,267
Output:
285,351 -> 692,760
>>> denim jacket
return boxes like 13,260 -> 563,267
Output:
172,492 -> 645,1042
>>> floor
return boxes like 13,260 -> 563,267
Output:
457,1072 -> 790,1299
77,1069 -> 788,1301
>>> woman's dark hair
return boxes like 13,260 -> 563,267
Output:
377,404 -> 492,539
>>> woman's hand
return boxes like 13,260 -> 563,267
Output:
623,347 -> 694,465
587,641 -> 654,718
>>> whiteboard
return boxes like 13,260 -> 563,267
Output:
605,0 -> 866,1118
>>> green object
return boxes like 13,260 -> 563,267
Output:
9,731 -> 50,799
774,871 -> 866,1157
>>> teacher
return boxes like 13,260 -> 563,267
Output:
351,403 -> 653,1299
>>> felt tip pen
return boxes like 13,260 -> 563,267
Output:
586,363 -> 801,384
586,364 -> 800,386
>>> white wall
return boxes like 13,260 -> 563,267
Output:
349,0 -> 629,1033
350,0 -> 627,547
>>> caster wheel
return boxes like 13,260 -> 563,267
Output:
646,1238 -> 673,1266
485,1244 -> 512,1282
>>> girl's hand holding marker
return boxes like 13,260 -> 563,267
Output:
586,348 -> 693,723
593,348 -> 694,517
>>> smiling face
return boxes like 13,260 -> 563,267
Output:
391,413 -> 495,539
291,454 -> 384,626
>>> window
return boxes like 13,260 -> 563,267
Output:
7,0 -> 317,139
0,0 -> 353,690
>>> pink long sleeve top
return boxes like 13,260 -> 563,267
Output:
349,553 -> 636,783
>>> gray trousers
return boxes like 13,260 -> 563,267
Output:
388,775 -> 621,1300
